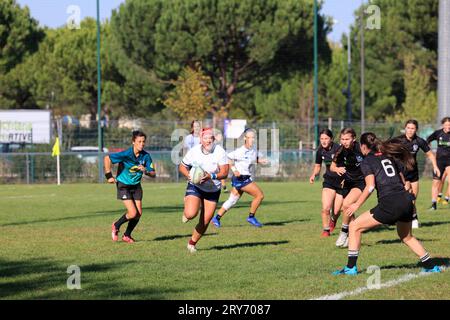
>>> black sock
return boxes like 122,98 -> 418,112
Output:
341,224 -> 349,233
431,201 -> 437,209
420,253 -> 434,269
347,250 -> 359,268
216,214 -> 221,220
249,213 -> 255,218
124,218 -> 140,237
438,193 -> 442,199
114,214 -> 129,230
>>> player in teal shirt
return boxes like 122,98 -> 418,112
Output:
104,130 -> 156,243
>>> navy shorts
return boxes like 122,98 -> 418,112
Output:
116,182 -> 143,201
185,183 -> 221,203
231,175 -> 253,190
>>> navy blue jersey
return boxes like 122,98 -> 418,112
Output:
333,142 -> 365,182
427,129 -> 450,159
360,152 -> 405,199
109,147 -> 155,185
315,142 -> 341,181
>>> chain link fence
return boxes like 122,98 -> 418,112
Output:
0,119 -> 438,184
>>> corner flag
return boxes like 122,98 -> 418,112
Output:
52,137 -> 60,157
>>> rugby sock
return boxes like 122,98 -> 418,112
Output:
189,239 -> 197,246
114,214 -> 129,229
420,253 -> 434,269
124,217 -> 140,237
431,200 -> 437,210
446,197 -> 449,202
323,227 -> 330,235
347,250 -> 359,269
438,193 -> 443,199
215,214 -> 221,220
249,212 -> 255,218
341,224 -> 349,233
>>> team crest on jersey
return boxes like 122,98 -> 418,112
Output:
356,155 -> 363,163
413,144 -> 418,152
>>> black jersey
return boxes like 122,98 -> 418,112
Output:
333,142 -> 365,182
315,142 -> 341,181
395,134 -> 430,171
426,129 -> 450,158
360,152 -> 405,199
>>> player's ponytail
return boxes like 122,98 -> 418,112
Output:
360,132 -> 415,172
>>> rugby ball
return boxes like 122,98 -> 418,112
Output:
189,165 -> 205,184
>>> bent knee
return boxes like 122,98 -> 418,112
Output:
127,211 -> 138,219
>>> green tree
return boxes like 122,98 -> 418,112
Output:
162,64 -> 217,120
347,0 -> 438,121
0,19 -> 125,120
110,0 -> 331,118
388,54 -> 437,123
0,0 -> 43,75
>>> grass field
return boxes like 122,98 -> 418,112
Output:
1,180 -> 449,300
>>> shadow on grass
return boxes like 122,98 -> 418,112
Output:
205,240 -> 289,251
376,238 -> 438,245
264,219 -> 310,226
419,221 -> 450,228
224,219 -> 310,228
1,205 -> 185,227
376,257 -> 450,271
0,257 -> 187,299
152,233 -> 218,242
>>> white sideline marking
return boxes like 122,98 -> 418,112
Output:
312,266 -> 447,300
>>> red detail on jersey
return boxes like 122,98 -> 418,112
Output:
375,152 -> 383,156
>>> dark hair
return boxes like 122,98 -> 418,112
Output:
441,117 -> 450,125
132,130 -> 146,142
340,127 -> 356,138
405,119 -> 419,129
190,120 -> 201,134
360,132 -> 415,171
334,128 -> 356,158
319,128 -> 333,139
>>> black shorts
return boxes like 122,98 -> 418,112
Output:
404,169 -> 419,183
322,178 -> 343,191
370,192 -> 416,225
185,183 -> 221,203
336,179 -> 365,198
433,157 -> 450,179
116,182 -> 143,201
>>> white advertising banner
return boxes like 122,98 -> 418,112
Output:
0,110 -> 52,144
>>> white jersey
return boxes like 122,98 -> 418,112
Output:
184,134 -> 200,150
227,145 -> 260,176
182,144 -> 228,192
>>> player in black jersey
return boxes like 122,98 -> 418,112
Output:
309,129 -> 344,237
426,117 -> 450,210
395,120 -> 440,228
333,133 -> 441,275
330,128 -> 366,248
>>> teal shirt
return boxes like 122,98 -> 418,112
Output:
109,147 -> 155,185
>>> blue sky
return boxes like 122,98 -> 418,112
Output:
17,0 -> 361,43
